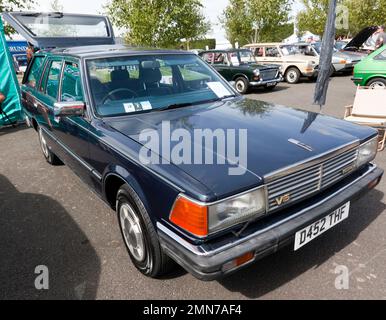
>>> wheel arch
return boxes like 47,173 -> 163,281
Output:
232,73 -> 250,82
103,167 -> 148,211
365,76 -> 386,86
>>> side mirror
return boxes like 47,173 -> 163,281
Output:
54,101 -> 85,117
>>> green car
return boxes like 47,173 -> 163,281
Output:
352,45 -> 386,88
199,49 -> 283,94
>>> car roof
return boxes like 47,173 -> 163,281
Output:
39,45 -> 193,59
201,48 -> 250,53
244,43 -> 281,47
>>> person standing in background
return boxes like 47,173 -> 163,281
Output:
375,26 -> 386,49
26,44 -> 34,64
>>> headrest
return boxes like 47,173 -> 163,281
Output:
140,68 -> 162,84
141,60 -> 161,69
111,69 -> 130,83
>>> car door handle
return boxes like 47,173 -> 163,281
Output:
33,102 -> 38,108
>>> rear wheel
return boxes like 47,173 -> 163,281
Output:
285,67 -> 301,84
38,126 -> 62,165
234,77 -> 249,94
367,78 -> 386,89
117,184 -> 174,278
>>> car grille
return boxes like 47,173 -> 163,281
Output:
261,69 -> 278,80
266,147 -> 359,211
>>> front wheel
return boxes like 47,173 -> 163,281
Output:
38,126 -> 62,165
367,78 -> 386,89
285,67 -> 301,84
234,77 -> 249,94
117,184 -> 174,278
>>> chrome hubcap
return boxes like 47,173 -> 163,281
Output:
236,81 -> 245,92
120,203 -> 145,262
287,71 -> 297,82
39,128 -> 49,158
370,82 -> 386,89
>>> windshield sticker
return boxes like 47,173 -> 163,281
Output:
207,82 -> 232,98
141,101 -> 153,111
123,102 -> 153,113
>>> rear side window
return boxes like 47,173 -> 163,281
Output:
61,61 -> 83,102
25,56 -> 44,89
45,60 -> 63,100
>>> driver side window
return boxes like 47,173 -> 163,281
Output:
61,61 -> 83,102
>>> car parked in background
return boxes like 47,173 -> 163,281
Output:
199,49 -> 283,94
340,26 -> 379,56
244,43 -> 319,84
4,11 -> 384,282
311,42 -> 361,74
12,53 -> 28,74
352,45 -> 386,88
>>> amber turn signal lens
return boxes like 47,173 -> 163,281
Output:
170,196 -> 208,237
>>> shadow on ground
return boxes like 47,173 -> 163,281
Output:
0,124 -> 28,137
0,175 -> 101,299
218,189 -> 385,299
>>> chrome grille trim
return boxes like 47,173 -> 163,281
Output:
261,69 -> 279,80
266,144 -> 359,212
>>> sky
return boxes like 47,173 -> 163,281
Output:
33,0 -> 304,44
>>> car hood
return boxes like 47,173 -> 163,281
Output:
344,26 -> 378,50
104,98 -> 376,199
333,51 -> 363,62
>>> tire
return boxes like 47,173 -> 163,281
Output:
38,126 -> 62,165
367,78 -> 386,89
285,67 -> 301,84
117,184 -> 174,278
234,77 -> 249,94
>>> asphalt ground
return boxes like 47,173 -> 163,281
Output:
0,75 -> 385,300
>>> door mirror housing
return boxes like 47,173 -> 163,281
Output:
54,101 -> 85,117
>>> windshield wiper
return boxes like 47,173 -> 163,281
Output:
157,95 -> 238,112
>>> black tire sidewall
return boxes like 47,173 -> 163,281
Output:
367,78 -> 386,87
117,185 -> 162,277
285,68 -> 300,84
235,77 -> 249,94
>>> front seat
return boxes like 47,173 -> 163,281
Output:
140,68 -> 172,96
110,69 -> 141,92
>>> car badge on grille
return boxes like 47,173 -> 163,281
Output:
276,194 -> 291,206
342,165 -> 355,175
288,139 -> 314,152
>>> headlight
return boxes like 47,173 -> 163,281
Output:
357,138 -> 378,168
253,69 -> 260,76
169,187 -> 267,237
208,188 -> 266,234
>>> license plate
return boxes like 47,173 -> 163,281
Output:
266,82 -> 277,87
294,202 -> 350,251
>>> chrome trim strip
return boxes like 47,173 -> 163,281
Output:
264,140 -> 360,183
158,164 -> 378,257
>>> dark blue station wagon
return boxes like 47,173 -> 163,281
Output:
5,12 -> 384,280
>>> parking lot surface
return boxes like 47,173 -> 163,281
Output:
1,75 -> 386,300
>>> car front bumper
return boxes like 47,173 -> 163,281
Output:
249,76 -> 284,87
158,164 -> 383,281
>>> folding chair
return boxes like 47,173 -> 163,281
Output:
345,86 -> 386,151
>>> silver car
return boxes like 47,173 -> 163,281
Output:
312,42 -> 363,74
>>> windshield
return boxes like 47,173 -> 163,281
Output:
13,13 -> 110,38
280,45 -> 317,56
312,42 -> 337,54
237,50 -> 256,63
86,54 -> 235,117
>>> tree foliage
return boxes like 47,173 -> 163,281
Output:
298,0 -> 386,37
221,0 -> 293,46
105,0 -> 210,49
0,0 -> 35,35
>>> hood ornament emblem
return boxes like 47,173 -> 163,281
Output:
288,139 -> 314,152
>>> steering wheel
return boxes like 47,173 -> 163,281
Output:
102,88 -> 138,104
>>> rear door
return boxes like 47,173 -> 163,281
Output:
2,12 -> 115,49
